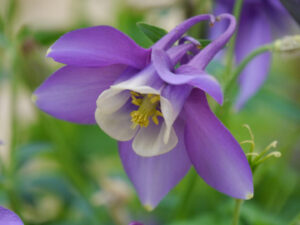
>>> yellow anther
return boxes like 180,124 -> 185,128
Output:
155,110 -> 163,117
130,91 -> 140,97
150,95 -> 160,103
130,91 -> 163,128
152,115 -> 159,125
131,95 -> 142,106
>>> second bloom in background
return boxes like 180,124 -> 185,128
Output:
212,0 -> 294,109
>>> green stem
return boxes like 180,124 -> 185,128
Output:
224,0 -> 244,80
44,119 -> 100,225
175,170 -> 198,219
216,0 -> 244,123
232,199 -> 243,225
4,0 -> 18,38
224,44 -> 273,98
217,44 -> 273,122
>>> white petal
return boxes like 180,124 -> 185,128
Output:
160,85 -> 191,143
112,65 -> 163,95
160,96 -> 175,143
96,89 -> 130,114
95,102 -> 138,141
132,121 -> 178,157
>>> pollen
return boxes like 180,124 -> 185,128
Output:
130,91 -> 163,129
31,94 -> 38,104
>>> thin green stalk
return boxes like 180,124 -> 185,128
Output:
224,44 -> 273,98
224,0 -> 244,80
175,170 -> 198,219
217,44 -> 273,122
4,0 -> 18,38
232,199 -> 243,225
216,0 -> 244,123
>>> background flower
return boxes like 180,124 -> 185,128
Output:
212,0 -> 297,109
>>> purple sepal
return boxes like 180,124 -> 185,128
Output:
47,26 -> 151,69
152,49 -> 223,105
0,206 -> 23,225
119,119 -> 191,209
153,14 -> 215,50
34,64 -> 127,124
184,89 -> 253,199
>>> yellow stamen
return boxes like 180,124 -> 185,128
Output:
131,95 -> 142,106
130,92 -> 163,128
130,91 -> 140,96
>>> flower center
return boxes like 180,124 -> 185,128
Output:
130,91 -> 163,129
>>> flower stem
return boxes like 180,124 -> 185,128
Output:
232,199 -> 243,225
216,0 -> 244,124
224,0 -> 244,80
217,44 -> 273,123
224,44 -> 273,98
175,169 -> 198,219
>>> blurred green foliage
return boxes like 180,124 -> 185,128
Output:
0,0 -> 299,225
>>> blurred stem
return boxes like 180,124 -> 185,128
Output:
222,2 -> 245,224
183,0 -> 196,19
4,0 -> 18,37
45,120 -> 101,225
224,44 -> 273,99
232,199 -> 243,225
1,0 -> 22,210
216,0 -> 244,124
224,0 -> 244,79
4,40 -> 22,215
175,169 -> 198,219
217,44 -> 272,123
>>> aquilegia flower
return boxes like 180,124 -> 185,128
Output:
0,206 -> 23,225
34,13 -> 253,209
212,0 -> 292,109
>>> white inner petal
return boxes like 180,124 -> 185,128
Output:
95,101 -> 138,141
112,65 -> 163,95
95,65 -> 181,156
132,121 -> 178,157
160,96 -> 178,144
96,89 -> 130,114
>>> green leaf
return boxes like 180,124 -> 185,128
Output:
136,22 -> 168,43
197,39 -> 212,48
116,8 -> 152,48
32,30 -> 67,46
15,142 -> 53,169
18,173 -> 73,202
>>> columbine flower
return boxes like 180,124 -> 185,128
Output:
0,206 -> 23,225
34,13 -> 253,209
212,0 -> 293,109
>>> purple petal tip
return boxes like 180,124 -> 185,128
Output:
0,206 -> 23,225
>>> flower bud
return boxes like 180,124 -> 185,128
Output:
274,35 -> 300,54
